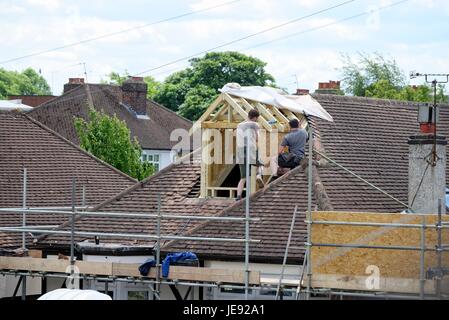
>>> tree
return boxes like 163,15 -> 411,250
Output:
340,53 -> 447,103
178,85 -> 217,120
103,71 -> 161,100
154,51 -> 276,119
74,108 -> 154,180
0,67 -> 51,99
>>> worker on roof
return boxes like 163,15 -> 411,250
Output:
270,119 -> 308,181
236,109 -> 265,201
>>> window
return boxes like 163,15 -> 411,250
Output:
127,290 -> 149,300
141,153 -> 160,171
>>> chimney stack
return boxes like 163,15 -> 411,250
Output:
295,89 -> 310,96
315,80 -> 341,95
63,78 -> 85,93
121,77 -> 148,115
408,105 -> 446,214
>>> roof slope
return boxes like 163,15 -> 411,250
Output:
28,84 -> 192,150
163,96 -> 449,263
30,95 -> 449,263
37,152 -> 234,248
0,113 -> 136,248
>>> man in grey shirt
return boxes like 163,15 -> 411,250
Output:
270,119 -> 308,177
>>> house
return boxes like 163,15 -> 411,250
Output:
0,112 -> 137,298
27,77 -> 192,171
1,92 -> 448,300
7,95 -> 57,107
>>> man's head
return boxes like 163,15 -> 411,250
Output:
289,119 -> 300,130
248,109 -> 260,121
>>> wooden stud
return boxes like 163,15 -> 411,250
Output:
240,98 -> 280,131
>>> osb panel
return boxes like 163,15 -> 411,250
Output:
311,212 -> 449,279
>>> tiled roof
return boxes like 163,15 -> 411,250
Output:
0,113 -> 136,248
28,84 -> 192,150
37,151 -> 234,248
26,95 -> 449,263
163,95 -> 449,263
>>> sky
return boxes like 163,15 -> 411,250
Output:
1,0 -> 448,95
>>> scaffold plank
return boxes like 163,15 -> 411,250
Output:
0,257 -> 260,285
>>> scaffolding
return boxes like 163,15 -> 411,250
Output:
296,124 -> 449,300
1,123 -> 448,301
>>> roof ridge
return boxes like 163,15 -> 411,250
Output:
313,93 -> 449,108
23,113 -> 137,183
28,85 -> 85,112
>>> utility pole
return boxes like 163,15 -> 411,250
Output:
410,72 -> 449,166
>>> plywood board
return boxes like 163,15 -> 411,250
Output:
310,211 -> 449,292
307,274 -> 444,295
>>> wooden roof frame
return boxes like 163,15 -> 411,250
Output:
192,92 -> 307,134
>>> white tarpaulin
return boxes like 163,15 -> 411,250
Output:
220,83 -> 333,122
0,100 -> 33,112
38,289 -> 112,300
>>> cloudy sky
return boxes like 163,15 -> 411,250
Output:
1,0 -> 448,95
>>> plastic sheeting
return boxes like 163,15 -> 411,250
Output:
38,289 -> 112,300
0,100 -> 33,112
219,83 -> 333,122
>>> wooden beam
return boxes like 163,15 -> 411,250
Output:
263,103 -> 289,129
201,122 -> 239,129
0,257 -> 261,285
211,104 -> 229,122
223,93 -> 249,121
240,98 -> 281,131
200,129 -> 211,198
224,94 -> 272,132
282,109 -> 300,122
190,95 -> 224,134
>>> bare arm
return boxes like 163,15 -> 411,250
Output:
279,145 -> 287,155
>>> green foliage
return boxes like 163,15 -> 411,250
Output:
74,108 -> 154,181
0,67 -> 51,99
103,71 -> 161,99
340,53 -> 405,97
178,85 -> 218,121
153,51 -> 276,119
340,53 -> 447,103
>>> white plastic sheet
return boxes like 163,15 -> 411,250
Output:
220,83 -> 333,122
38,289 -> 112,300
0,100 -> 33,112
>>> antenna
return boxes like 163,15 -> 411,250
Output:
292,74 -> 299,89
82,62 -> 88,83
410,72 -> 449,166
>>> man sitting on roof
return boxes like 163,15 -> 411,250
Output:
270,119 -> 308,180
236,109 -> 265,201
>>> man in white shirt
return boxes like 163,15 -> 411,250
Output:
236,109 -> 264,201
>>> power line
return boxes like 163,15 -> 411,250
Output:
0,0 -> 243,65
139,0 -> 410,78
133,0 -> 357,76
242,0 -> 411,51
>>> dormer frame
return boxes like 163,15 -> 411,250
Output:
192,92 -> 307,199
